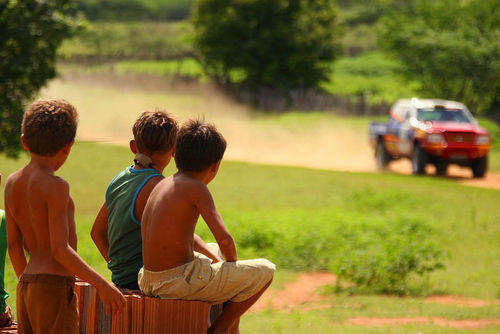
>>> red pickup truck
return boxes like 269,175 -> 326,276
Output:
369,98 -> 491,177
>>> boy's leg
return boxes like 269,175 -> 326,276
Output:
17,281 -> 33,334
208,279 -> 273,334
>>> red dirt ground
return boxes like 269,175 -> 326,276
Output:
248,272 -> 336,313
425,295 -> 500,307
250,272 -> 500,329
347,317 -> 500,329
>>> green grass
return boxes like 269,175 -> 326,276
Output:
1,142 -> 499,332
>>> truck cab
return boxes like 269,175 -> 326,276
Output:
370,98 -> 491,177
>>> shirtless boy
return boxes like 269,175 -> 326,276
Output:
4,99 -> 125,334
91,110 -> 221,290
139,119 -> 275,334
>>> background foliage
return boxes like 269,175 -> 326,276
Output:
379,0 -> 500,114
0,0 -> 78,156
192,0 -> 343,93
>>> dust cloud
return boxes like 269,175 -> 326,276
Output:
41,72 -> 375,172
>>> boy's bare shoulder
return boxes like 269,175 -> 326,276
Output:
176,174 -> 208,190
162,174 -> 210,199
6,168 -> 69,199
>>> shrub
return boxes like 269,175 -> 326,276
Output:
330,217 -> 445,295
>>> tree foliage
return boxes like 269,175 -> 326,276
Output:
378,0 -> 500,114
192,0 -> 342,93
0,0 -> 78,156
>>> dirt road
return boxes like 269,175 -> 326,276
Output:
41,73 -> 500,190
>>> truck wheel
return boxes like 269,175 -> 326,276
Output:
412,144 -> 427,175
375,140 -> 391,170
471,155 -> 488,178
434,162 -> 448,176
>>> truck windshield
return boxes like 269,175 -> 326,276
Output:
417,108 -> 472,123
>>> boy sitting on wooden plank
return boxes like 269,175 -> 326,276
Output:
139,119 -> 275,334
4,99 -> 125,334
92,111 -> 221,291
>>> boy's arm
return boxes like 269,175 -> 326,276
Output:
4,202 -> 27,278
193,234 -> 223,263
47,180 -> 125,314
91,203 -> 111,263
194,185 -> 237,262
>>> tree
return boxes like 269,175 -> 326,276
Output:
378,0 -> 500,114
192,0 -> 342,94
0,0 -> 78,157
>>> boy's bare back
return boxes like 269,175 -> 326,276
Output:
142,172 -> 230,271
5,165 -> 76,277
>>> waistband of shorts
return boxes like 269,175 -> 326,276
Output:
142,261 -> 193,280
20,273 -> 76,285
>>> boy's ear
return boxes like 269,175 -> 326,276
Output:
211,160 -> 221,173
130,140 -> 138,154
20,134 -> 29,151
61,140 -> 74,155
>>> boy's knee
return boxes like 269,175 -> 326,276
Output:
255,259 -> 275,282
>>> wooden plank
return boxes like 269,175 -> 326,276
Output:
85,285 -> 98,334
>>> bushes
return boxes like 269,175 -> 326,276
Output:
330,217 -> 445,295
197,211 -> 445,295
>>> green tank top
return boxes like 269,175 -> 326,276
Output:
106,166 -> 162,287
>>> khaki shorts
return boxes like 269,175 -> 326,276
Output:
17,274 -> 78,334
138,246 -> 275,305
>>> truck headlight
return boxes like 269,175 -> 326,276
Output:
427,133 -> 445,143
476,135 -> 490,145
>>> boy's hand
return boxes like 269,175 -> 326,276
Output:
211,254 -> 224,264
98,282 -> 126,315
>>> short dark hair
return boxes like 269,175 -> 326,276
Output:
133,110 -> 178,154
22,99 -> 78,156
175,119 -> 227,172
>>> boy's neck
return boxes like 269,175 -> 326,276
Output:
28,154 -> 62,173
133,152 -> 169,174
177,170 -> 211,185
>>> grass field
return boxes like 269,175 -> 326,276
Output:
1,142 -> 499,332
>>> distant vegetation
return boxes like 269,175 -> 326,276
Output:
379,0 -> 500,114
192,0 -> 342,93
58,0 -> 500,116
59,21 -> 193,60
73,0 -> 195,21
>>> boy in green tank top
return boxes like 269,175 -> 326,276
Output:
0,174 -> 14,327
91,111 -> 222,290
